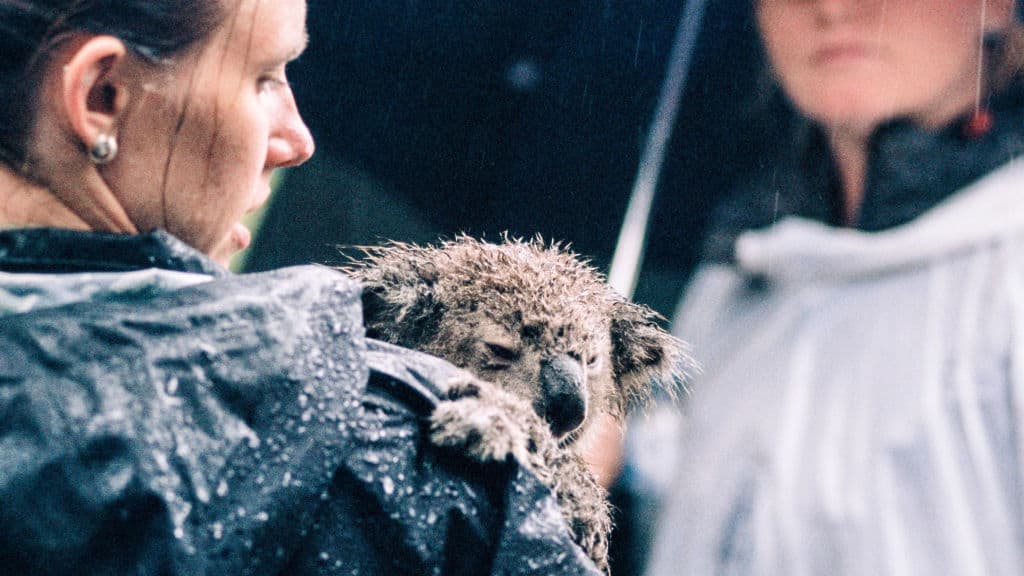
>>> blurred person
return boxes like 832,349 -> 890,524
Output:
0,0 -> 600,574
634,0 -> 1024,574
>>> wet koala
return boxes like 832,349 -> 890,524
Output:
346,237 -> 689,573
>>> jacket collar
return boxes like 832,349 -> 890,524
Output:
735,158 -> 1024,283
703,78 -> 1024,263
0,228 -> 227,276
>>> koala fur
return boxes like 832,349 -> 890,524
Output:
345,236 -> 690,573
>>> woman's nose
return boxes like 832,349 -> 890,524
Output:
268,95 -> 315,169
812,0 -> 858,23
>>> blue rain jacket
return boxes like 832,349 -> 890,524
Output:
0,228 -> 598,576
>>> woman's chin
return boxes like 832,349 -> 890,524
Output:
208,223 -> 252,267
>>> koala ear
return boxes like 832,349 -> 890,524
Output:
608,299 -> 693,418
345,246 -> 446,347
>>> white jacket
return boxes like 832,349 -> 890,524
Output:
644,159 -> 1024,576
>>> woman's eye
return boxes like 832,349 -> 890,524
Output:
587,355 -> 602,370
258,71 -> 289,92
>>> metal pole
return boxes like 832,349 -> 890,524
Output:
607,0 -> 709,298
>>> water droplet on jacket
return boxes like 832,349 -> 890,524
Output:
245,432 -> 261,449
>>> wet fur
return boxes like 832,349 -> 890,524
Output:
345,237 -> 691,572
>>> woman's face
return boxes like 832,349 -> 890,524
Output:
757,0 -> 1011,134
108,0 -> 314,265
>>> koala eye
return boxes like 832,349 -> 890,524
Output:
483,341 -> 520,369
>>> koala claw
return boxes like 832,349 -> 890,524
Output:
428,375 -> 611,573
430,375 -> 547,468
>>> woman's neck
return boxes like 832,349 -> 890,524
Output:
0,166 -> 91,231
827,126 -> 870,227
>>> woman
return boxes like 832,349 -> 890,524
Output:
0,1 -> 597,574
638,0 -> 1024,574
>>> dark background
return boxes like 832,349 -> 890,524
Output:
243,3 -> 795,573
244,0 -> 793,320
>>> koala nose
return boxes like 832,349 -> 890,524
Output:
538,354 -> 587,438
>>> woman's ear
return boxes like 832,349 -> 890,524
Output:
60,36 -> 130,153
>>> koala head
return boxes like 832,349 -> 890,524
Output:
346,237 -> 690,445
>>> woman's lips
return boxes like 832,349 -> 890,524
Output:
813,43 -> 873,65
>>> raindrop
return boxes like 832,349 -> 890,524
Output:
211,522 -> 224,540
283,471 -> 293,487
381,476 -> 395,495
245,432 -> 261,449
153,450 -> 170,472
216,479 -> 229,498
255,511 -> 270,522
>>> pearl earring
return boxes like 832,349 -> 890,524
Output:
88,133 -> 118,164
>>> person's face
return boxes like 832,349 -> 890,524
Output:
109,0 -> 314,265
757,0 -> 1013,134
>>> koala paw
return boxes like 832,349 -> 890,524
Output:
429,375 -> 551,470
429,375 -> 610,573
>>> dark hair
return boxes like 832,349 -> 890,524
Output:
0,0 -> 224,171
992,22 -> 1024,90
